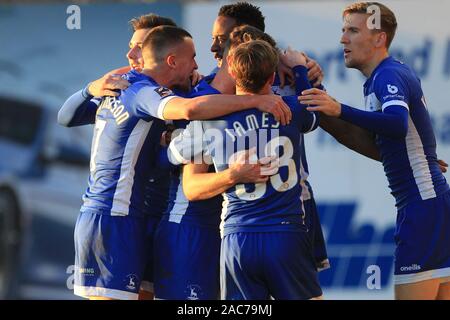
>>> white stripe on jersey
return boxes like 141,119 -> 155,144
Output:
364,92 -> 382,112
219,193 -> 229,239
111,119 -> 153,216
90,119 -> 107,173
382,100 -> 409,111
405,116 -> 436,201
168,139 -> 189,165
157,95 -> 178,120
305,113 -> 318,133
168,178 -> 189,223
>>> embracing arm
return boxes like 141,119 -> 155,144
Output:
182,150 -> 278,201
57,88 -> 99,127
162,94 -> 292,125
182,163 -> 238,201
58,69 -> 130,127
319,114 -> 381,161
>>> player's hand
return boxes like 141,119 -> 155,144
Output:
304,54 -> 324,87
258,155 -> 280,176
88,71 -> 130,97
277,60 -> 294,89
191,71 -> 204,86
160,124 -> 176,146
160,131 -> 172,147
256,95 -> 292,125
299,88 -> 341,117
229,149 -> 279,184
279,47 -> 307,69
438,159 -> 448,173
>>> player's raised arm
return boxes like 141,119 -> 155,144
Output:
57,87 -> 100,127
57,68 -> 130,127
319,114 -> 381,161
279,47 -> 311,95
161,94 -> 292,125
299,86 -> 409,140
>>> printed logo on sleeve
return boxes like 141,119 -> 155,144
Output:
155,87 -> 174,98
387,84 -> 398,94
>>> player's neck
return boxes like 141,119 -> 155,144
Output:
141,66 -> 173,88
235,85 -> 272,96
211,66 -> 235,94
360,50 -> 390,78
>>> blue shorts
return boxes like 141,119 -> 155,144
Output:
141,215 -> 161,293
74,211 -> 160,300
394,190 -> 450,285
304,197 -> 330,271
221,231 -> 322,300
153,220 -> 221,300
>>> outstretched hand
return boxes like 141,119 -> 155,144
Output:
299,88 -> 341,117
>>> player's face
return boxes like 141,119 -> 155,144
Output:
127,28 -> 151,72
340,13 -> 378,70
211,16 -> 237,66
172,38 -> 198,92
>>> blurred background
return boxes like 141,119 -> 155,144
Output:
0,0 -> 448,300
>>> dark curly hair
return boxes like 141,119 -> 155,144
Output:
218,2 -> 265,32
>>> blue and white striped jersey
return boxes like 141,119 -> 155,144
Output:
163,74 -> 223,227
363,57 -> 449,208
81,70 -> 177,217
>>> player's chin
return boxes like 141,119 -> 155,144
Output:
344,58 -> 357,69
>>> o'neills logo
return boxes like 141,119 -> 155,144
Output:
400,264 -> 421,272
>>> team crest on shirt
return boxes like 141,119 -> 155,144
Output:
155,87 -> 173,98
185,284 -> 203,300
387,84 -> 398,94
125,274 -> 139,291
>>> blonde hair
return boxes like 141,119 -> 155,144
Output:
229,40 -> 279,93
343,2 -> 397,48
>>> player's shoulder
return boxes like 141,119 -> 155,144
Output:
132,82 -> 175,103
375,57 -> 418,84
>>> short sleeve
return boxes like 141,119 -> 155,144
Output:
373,69 -> 410,112
134,85 -> 178,120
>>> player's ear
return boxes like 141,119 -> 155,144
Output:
375,32 -> 387,49
166,54 -> 176,69
269,72 -> 276,86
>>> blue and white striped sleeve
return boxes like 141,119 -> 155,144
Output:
134,85 -> 178,120
57,89 -> 100,127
